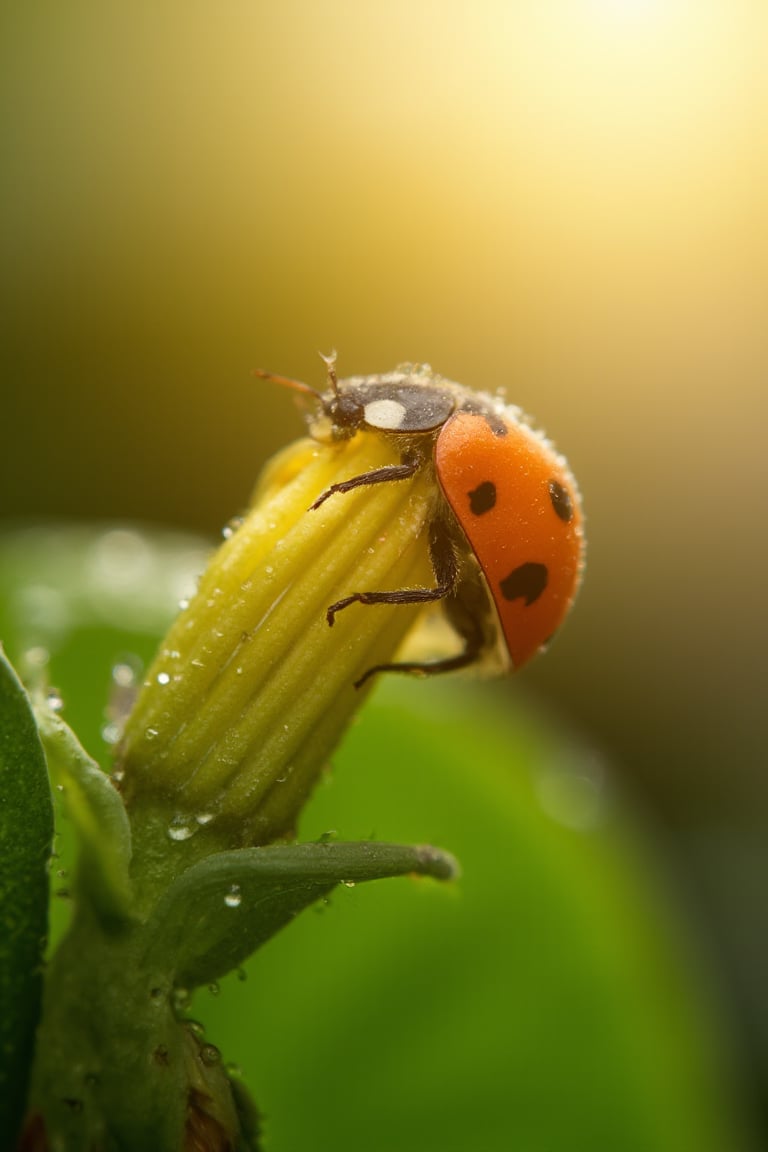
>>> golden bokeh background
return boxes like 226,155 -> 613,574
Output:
3,0 -> 767,1130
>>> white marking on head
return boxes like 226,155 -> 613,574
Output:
363,399 -> 408,430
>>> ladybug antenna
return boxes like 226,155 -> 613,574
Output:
251,367 -> 323,402
318,349 -> 339,397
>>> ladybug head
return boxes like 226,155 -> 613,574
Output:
252,350 -> 359,438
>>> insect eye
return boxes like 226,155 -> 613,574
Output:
327,391 -> 365,435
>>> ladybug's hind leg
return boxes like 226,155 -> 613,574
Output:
326,518 -> 485,687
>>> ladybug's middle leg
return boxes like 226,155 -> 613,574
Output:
326,517 -> 489,686
326,518 -> 458,627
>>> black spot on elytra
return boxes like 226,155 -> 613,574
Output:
499,562 -> 548,606
484,415 -> 509,437
548,479 -> 574,523
468,480 -> 496,515
459,396 -> 509,437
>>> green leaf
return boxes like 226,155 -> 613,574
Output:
34,705 -> 133,923
209,678 -> 757,1152
143,840 -> 457,989
0,647 -> 54,1146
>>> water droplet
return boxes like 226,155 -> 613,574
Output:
156,671 -> 171,686
178,597 -> 190,610
195,811 -> 215,826
200,1043 -> 221,1066
172,987 -> 191,1011
56,868 -> 68,879
167,816 -> 195,842
235,666 -> 243,675
341,880 -> 356,888
112,661 -> 137,688
264,565 -> 274,576
186,1019 -> 206,1038
111,766 -> 125,784
190,658 -> 204,669
207,982 -> 220,996
222,516 -> 244,539
101,721 -> 121,746
46,688 -> 64,712
145,726 -> 159,741
224,884 -> 242,908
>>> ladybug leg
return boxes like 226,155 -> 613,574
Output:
326,518 -> 487,686
327,518 -> 458,626
310,453 -> 419,510
352,584 -> 486,688
353,631 -> 483,687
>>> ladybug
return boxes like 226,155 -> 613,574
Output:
256,355 -> 584,686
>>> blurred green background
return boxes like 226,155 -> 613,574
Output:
2,0 -> 767,1143
0,526 -> 757,1150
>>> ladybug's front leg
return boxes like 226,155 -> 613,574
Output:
310,453 -> 419,510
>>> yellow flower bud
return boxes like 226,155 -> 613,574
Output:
117,429 -> 435,848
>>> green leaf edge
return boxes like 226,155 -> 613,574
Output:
143,840 -> 458,989
0,646 -> 55,1146
34,702 -> 133,924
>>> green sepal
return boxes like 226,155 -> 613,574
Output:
34,703 -> 133,924
0,647 -> 54,1146
144,840 -> 458,990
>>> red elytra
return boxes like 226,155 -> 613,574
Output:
435,411 -> 584,670
257,358 -> 585,685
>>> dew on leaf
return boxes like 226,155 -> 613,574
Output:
224,884 -> 242,908
200,1044 -> 221,1066
46,688 -> 64,712
167,816 -> 195,842
172,987 -> 191,1012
